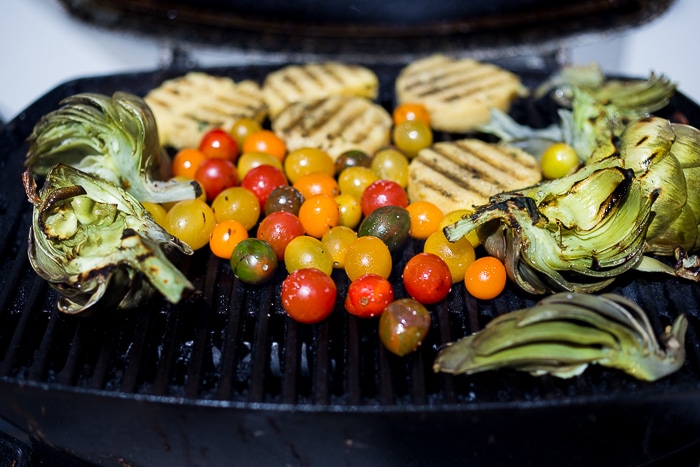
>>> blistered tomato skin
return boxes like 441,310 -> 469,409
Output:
402,253 -> 452,305
229,238 -> 278,285
345,274 -> 394,319
379,298 -> 431,356
281,268 -> 337,324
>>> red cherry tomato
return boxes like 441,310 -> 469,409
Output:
199,128 -> 239,162
402,252 -> 452,304
281,268 -> 337,324
344,274 -> 394,319
195,158 -> 239,201
240,164 -> 289,207
256,210 -> 305,261
360,179 -> 409,216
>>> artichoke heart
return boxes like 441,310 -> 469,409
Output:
25,92 -> 201,204
24,164 -> 194,314
433,292 -> 687,382
446,116 -> 700,293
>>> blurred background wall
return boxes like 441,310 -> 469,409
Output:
1,0 -> 698,121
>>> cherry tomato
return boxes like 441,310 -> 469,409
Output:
345,274 -> 394,319
211,186 -> 261,230
298,194 -> 340,239
240,164 -> 289,207
357,205 -> 411,252
540,143 -> 579,179
402,252 -> 452,304
195,158 -> 239,202
321,225 -> 358,269
209,219 -> 249,259
164,198 -> 217,250
283,235 -> 334,275
392,103 -> 431,126
392,120 -> 433,158
292,172 -> 339,199
172,148 -> 207,179
424,230 -> 475,283
284,147 -> 335,183
141,201 -> 168,228
264,185 -> 305,216
236,151 -> 284,180
344,235 -> 392,280
378,298 -> 431,356
229,238 -> 278,285
337,166 -> 378,200
334,149 -> 372,175
229,117 -> 262,149
464,256 -> 507,300
242,129 -> 287,161
281,268 -> 337,324
360,179 -> 409,216
334,193 -> 362,229
256,210 -> 305,261
406,201 -> 443,240
370,148 -> 409,187
199,128 -> 239,162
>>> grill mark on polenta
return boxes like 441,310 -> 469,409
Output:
451,140 -> 539,182
428,146 -> 510,193
412,175 -> 460,202
298,98 -> 348,136
415,155 -> 497,199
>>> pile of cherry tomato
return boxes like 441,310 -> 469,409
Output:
142,103 -> 509,357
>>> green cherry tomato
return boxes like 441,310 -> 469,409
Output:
229,238 -> 278,285
378,298 -> 431,356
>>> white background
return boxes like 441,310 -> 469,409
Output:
1,0 -> 699,122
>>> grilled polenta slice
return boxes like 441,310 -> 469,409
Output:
263,62 -> 379,118
271,95 -> 392,160
407,138 -> 541,213
144,72 -> 267,149
396,54 -> 527,133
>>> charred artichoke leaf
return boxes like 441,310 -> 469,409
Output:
433,292 -> 687,382
447,115 -> 700,293
24,164 -> 193,314
25,92 -> 200,204
479,65 -> 676,162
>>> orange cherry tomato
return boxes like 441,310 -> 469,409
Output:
292,172 -> 340,199
392,103 -> 431,126
298,194 -> 340,238
209,219 -> 249,259
464,256 -> 507,300
242,130 -> 287,161
172,148 -> 207,179
406,201 -> 444,240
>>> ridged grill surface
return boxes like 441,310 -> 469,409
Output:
1,64 -> 700,466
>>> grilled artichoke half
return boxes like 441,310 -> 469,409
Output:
445,116 -> 700,294
433,292 -> 687,382
24,164 -> 194,314
25,92 -> 201,204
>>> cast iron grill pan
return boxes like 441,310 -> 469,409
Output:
1,64 -> 700,466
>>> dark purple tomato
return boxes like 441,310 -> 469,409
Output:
334,149 -> 372,175
264,185 -> 305,216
